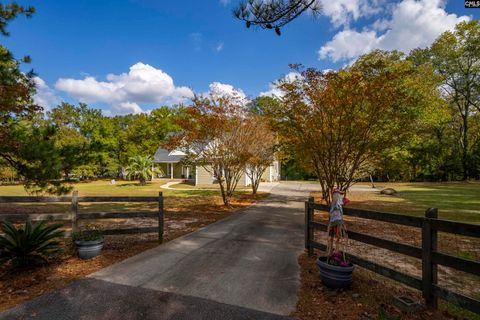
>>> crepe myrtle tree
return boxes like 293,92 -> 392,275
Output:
268,51 -> 444,203
244,115 -> 277,195
169,95 -> 253,206
234,0 -> 321,35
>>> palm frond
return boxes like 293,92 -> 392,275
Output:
0,220 -> 64,268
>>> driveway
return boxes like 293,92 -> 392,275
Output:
1,182 -> 318,320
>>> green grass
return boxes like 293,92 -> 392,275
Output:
0,180 -> 220,198
349,182 -> 480,223
168,182 -> 251,191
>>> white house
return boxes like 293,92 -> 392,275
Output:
153,147 -> 281,186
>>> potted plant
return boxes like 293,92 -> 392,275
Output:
72,224 -> 104,260
317,188 -> 354,288
317,251 -> 354,288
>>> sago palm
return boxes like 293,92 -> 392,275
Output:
0,220 -> 64,268
125,155 -> 154,186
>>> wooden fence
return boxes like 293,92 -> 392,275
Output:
305,197 -> 480,314
0,191 -> 164,243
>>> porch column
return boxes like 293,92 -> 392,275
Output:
170,163 -> 174,179
186,166 -> 190,179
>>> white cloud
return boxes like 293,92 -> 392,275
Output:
219,0 -> 230,6
215,42 -> 224,52
55,62 -> 193,115
319,0 -> 470,62
33,77 -> 61,109
319,29 -> 379,62
318,0 -> 384,27
208,82 -> 249,105
260,72 -> 302,98
112,102 -> 143,115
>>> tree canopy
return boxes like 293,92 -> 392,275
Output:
266,51 -> 445,202
409,20 -> 480,180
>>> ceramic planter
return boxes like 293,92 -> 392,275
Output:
317,256 -> 354,288
75,239 -> 104,260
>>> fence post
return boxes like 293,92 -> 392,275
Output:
70,190 -> 79,235
422,207 -> 438,309
305,196 -> 314,256
305,200 -> 309,250
158,191 -> 164,244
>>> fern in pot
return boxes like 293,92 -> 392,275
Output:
73,224 -> 104,259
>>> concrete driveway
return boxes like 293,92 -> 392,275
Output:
1,182 -> 318,320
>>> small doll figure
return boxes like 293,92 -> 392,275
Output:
327,188 -> 350,256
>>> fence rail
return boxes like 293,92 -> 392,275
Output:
305,197 -> 480,315
0,191 -> 165,243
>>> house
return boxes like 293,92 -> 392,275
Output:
153,147 -> 281,186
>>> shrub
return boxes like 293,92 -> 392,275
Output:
0,220 -> 64,268
72,224 -> 104,242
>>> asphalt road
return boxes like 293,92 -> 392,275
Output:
1,182 -> 317,319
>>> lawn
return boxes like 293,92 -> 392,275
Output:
344,181 -> 480,223
0,179 -> 218,197
168,182 -> 251,191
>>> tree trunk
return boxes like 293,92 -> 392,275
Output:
462,107 -> 469,181
251,177 -> 260,195
251,183 -> 258,195
219,180 -> 229,206
139,177 -> 146,186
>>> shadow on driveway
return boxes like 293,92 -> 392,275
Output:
0,278 -> 291,320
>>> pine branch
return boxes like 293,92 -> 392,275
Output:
234,0 -> 321,35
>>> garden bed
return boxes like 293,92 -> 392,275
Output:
293,252 -> 450,320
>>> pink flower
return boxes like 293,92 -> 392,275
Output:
331,252 -> 341,258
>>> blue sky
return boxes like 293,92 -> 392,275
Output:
4,0 -> 479,115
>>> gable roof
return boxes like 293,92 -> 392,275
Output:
153,147 -> 187,163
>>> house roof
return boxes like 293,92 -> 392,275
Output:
153,147 -> 187,163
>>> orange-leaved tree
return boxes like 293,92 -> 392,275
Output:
170,94 -> 253,206
244,115 -> 277,195
267,51 -> 443,203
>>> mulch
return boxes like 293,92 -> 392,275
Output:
292,252 -> 454,320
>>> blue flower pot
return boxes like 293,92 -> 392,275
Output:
317,256 -> 354,288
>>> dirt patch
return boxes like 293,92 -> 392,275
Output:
0,193 -> 267,312
292,252 -> 452,320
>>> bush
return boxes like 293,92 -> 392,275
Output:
72,224 -> 104,242
0,220 -> 64,268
